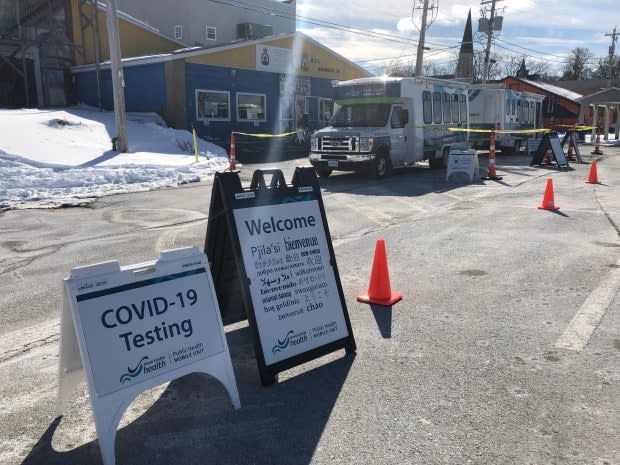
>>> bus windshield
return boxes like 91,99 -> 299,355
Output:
331,103 -> 391,127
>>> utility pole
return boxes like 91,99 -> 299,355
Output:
605,26 -> 618,86
415,0 -> 430,77
105,0 -> 128,152
480,0 -> 504,83
414,0 -> 437,77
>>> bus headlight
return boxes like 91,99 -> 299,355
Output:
359,137 -> 373,152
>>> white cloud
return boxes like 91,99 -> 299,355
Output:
300,0 -> 618,75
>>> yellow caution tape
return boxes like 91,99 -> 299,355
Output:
447,128 -> 550,134
447,128 -> 493,133
495,128 -> 551,134
555,124 -> 597,131
232,131 -> 301,138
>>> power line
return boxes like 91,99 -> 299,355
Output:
207,0 -> 472,51
206,0 -> 418,47
206,0 -> 610,74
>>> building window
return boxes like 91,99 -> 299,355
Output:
237,93 -> 266,121
174,25 -> 182,40
206,26 -> 216,41
196,89 -> 230,121
422,91 -> 432,124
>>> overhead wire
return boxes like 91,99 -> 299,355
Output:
206,0 -> 611,71
207,0 -> 466,51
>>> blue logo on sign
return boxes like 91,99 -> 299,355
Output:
272,330 -> 295,354
119,356 -> 149,384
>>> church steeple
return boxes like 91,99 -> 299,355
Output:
516,57 -> 528,77
455,9 -> 474,81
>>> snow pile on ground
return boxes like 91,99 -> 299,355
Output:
0,106 -> 230,210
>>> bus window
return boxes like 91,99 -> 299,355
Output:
433,92 -> 442,123
451,94 -> 459,123
443,93 -> 451,123
423,91 -> 432,124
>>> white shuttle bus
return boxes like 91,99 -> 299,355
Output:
468,85 -> 545,153
309,76 -> 472,178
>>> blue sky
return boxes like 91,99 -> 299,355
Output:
296,0 -> 618,76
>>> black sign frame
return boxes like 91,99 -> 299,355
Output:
204,167 -> 356,385
560,131 -> 583,163
530,131 -> 570,168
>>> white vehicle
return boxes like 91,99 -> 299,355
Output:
468,85 -> 545,153
309,76 -> 472,178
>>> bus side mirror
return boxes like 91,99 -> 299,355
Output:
402,109 -> 409,125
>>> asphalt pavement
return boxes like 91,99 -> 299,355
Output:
1,143 -> 619,465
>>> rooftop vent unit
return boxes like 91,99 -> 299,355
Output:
236,23 -> 272,40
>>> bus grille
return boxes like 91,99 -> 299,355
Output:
319,136 -> 357,152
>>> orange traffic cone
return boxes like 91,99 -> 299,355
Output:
228,132 -> 237,171
357,239 -> 402,306
591,128 -> 603,155
538,178 -> 560,211
585,160 -> 601,184
566,130 -> 575,161
482,129 -> 503,180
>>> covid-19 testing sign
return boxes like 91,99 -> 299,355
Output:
56,247 -> 240,465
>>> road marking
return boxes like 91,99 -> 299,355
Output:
555,258 -> 620,351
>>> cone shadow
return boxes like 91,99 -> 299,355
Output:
541,209 -> 570,218
370,304 -> 393,339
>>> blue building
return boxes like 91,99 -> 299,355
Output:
72,31 -> 372,159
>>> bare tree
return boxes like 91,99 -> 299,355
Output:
501,56 -> 523,77
593,56 -> 619,80
424,60 -> 456,77
500,56 -> 552,79
385,58 -> 414,77
561,47 -> 594,80
472,50 -> 501,82
527,60 -> 554,79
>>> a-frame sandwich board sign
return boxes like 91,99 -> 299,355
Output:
560,131 -> 583,163
57,247 -> 240,465
531,131 -> 570,168
204,167 -> 356,385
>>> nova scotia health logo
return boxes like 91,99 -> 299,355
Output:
272,330 -> 307,354
119,356 -> 149,384
272,330 -> 294,354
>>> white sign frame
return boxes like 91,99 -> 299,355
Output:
446,149 -> 479,182
56,247 -> 240,465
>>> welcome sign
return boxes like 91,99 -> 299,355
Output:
233,200 -> 350,366
204,167 -> 356,385
57,247 -> 240,465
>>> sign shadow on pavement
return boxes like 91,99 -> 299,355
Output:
20,325 -> 355,465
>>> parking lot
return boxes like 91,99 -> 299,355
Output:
1,146 -> 619,465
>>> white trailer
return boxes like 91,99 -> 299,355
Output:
309,76 -> 472,178
468,85 -> 545,153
